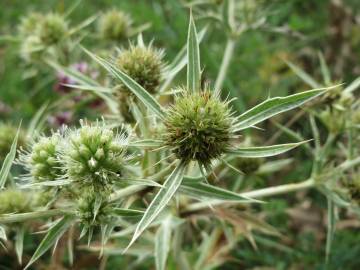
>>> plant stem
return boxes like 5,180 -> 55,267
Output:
215,38 -> 236,91
183,178 -> 315,213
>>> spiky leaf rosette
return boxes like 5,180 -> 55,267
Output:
19,133 -> 62,183
98,9 -> 132,42
37,13 -> 68,46
0,189 -> 34,215
76,191 -> 114,227
61,121 -> 129,191
164,89 -> 235,167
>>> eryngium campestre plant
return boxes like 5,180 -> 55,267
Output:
98,9 -> 132,42
61,121 -> 130,191
164,88 -> 236,167
19,133 -> 62,183
0,189 -> 34,215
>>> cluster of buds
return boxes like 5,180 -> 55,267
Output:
0,189 -> 34,215
98,9 -> 132,42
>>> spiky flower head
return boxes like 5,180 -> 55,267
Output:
164,89 -> 235,166
76,191 -> 114,227
61,120 -> 129,191
0,123 -> 25,163
37,13 -> 68,46
20,133 -> 63,183
18,12 -> 44,37
116,43 -> 165,94
0,189 -> 34,215
98,10 -> 132,42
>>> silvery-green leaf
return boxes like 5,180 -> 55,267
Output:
234,87 -> 336,131
119,178 -> 162,188
125,162 -> 187,251
15,226 -> 25,264
128,139 -> 164,148
83,47 -> 165,119
344,77 -> 360,94
25,216 -> 74,269
155,215 -> 172,270
0,122 -> 21,188
0,209 -> 72,224
20,179 -> 73,188
318,52 -> 331,85
113,208 -> 144,217
0,226 -> 6,241
187,12 -> 201,93
180,181 -> 255,202
227,141 -> 310,158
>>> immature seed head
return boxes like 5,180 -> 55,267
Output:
164,89 -> 234,166
22,133 -> 63,182
37,13 -> 68,45
0,189 -> 34,214
61,121 -> 128,190
116,44 -> 164,94
98,10 -> 132,42
76,191 -> 114,227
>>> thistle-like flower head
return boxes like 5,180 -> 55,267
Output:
0,189 -> 34,215
37,13 -> 68,46
98,9 -> 132,42
164,89 -> 235,166
116,43 -> 165,94
76,191 -> 114,227
19,133 -> 63,183
61,120 -> 129,190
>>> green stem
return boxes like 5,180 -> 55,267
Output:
183,178 -> 315,213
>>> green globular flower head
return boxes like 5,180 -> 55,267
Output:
164,89 -> 234,166
18,12 -> 44,37
62,121 -> 129,191
76,191 -> 114,227
0,189 -> 34,214
20,35 -> 44,62
116,44 -> 164,94
98,10 -> 132,42
37,13 -> 68,46
25,133 -> 63,182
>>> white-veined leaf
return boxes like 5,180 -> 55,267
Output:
118,178 -> 162,187
285,60 -> 321,88
155,215 -> 172,270
0,209 -> 72,224
15,226 -> 25,264
227,141 -> 310,158
180,181 -> 256,202
187,12 -> 201,93
20,179 -> 73,188
128,139 -> 164,148
0,122 -> 21,189
83,47 -> 165,119
25,216 -> 74,269
113,208 -> 144,217
234,87 -> 336,131
125,161 -> 187,251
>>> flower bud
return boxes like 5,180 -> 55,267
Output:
98,10 -> 132,42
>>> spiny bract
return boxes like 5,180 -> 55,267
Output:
98,9 -> 132,42
164,89 -> 235,166
61,121 -> 129,190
